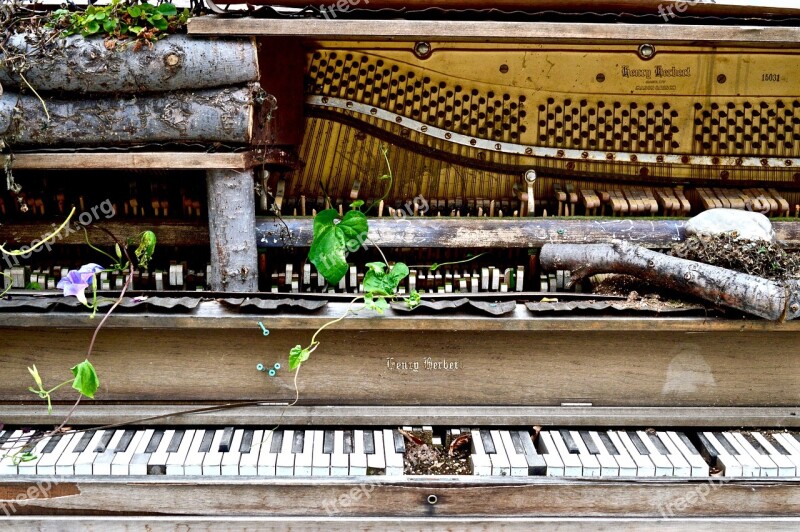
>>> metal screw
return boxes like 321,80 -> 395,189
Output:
256,363 -> 265,372
274,363 -> 281,370
524,169 -> 537,184
427,494 -> 438,505
258,322 -> 270,336
268,369 -> 277,377
638,44 -> 656,60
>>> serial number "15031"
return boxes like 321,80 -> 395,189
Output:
762,73 -> 782,82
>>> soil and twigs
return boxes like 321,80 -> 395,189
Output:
403,430 -> 472,475
591,274 -> 704,312
671,233 -> 800,280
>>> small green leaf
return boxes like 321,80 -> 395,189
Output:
429,262 -> 440,272
406,290 -> 421,310
25,282 -> 42,290
349,199 -> 364,210
364,293 -> 389,314
135,231 -> 157,268
157,3 -> 178,16
129,26 -> 144,34
127,6 -> 142,17
28,365 -> 43,389
103,19 -> 116,32
95,12 -> 107,20
115,243 -> 122,260
289,345 -> 310,370
85,21 -> 100,34
151,17 -> 168,31
71,359 -> 99,399
363,262 -> 409,296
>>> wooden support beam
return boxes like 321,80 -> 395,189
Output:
206,169 -> 259,292
188,18 -> 800,46
0,220 -> 208,247
4,151 -> 263,170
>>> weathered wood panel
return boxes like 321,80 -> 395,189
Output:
4,152 -> 261,170
0,35 -> 258,93
188,18 -> 800,46
1,87 -> 260,147
0,327 -> 796,406
257,217 -> 800,249
1,477 -> 798,517
0,220 -> 208,247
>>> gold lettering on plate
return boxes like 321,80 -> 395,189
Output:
385,357 -> 462,373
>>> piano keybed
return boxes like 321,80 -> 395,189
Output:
3,427 -> 800,479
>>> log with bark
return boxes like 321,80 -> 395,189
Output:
0,34 -> 259,93
0,84 -> 274,146
539,241 -> 800,321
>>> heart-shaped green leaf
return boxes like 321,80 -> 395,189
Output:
308,209 -> 368,285
71,359 -> 99,399
289,345 -> 310,370
363,262 -> 409,296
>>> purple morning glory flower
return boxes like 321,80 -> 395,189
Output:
57,264 -> 104,304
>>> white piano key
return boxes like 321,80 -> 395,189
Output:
18,435 -> 51,475
112,430 -> 146,475
367,430 -> 385,473
202,430 -> 226,476
702,432 -> 743,477
731,433 -> 777,477
331,431 -> 349,477
383,429 -> 404,476
654,432 -> 691,477
276,429 -> 296,476
36,433 -> 74,476
547,431 -> 582,477
666,432 -> 709,477
772,433 -> 800,473
93,431 -> 125,475
294,430 -> 314,477
570,431 -> 600,477
469,429 -> 492,476
257,430 -> 278,476
128,429 -> 158,476
536,431 -> 564,476
603,431 -> 637,477
182,429 -> 209,476
635,431 -> 672,477
350,429 -> 367,475
752,432 -> 795,477
221,429 -> 245,476
614,431 -> 655,477
0,430 -> 26,474
488,430 -> 511,476
74,431 -> 108,476
499,430 -> 529,477
311,430 -> 330,476
166,429 -> 197,476
238,430 -> 260,476
148,429 -> 175,475
513,430 -> 547,476
58,431 -> 99,476
588,431 -> 620,477
714,432 -> 758,477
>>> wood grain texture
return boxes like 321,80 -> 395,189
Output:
188,18 -> 800,46
0,220 -> 208,247
257,217 -> 800,249
0,327 -> 796,406
1,476 -> 799,517
4,152 -> 262,170
2,405 -> 797,428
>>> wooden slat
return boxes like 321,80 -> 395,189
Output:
1,476 -> 799,517
0,220 -> 208,246
258,217 -> 800,249
4,152 -> 261,170
0,326 -> 796,406
188,18 -> 800,46
1,405 -> 797,428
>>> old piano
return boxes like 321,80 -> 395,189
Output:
1,0 -> 799,526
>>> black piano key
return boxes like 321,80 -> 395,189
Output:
792,433 -> 800,446
677,432 -> 700,455
198,430 -> 216,453
627,432 -> 650,455
509,431 -> 526,454
115,430 -> 137,453
515,431 -> 547,476
535,434 -> 550,455
559,429 -> 579,454
743,434 -> 769,455
292,431 -> 305,454
713,432 -> 739,455
95,431 -> 115,452
42,434 -> 63,454
323,430 -> 335,454
145,430 -> 165,454
648,433 -> 670,455
219,427 -> 235,452
167,430 -> 185,453
240,430 -> 254,454
74,430 -> 96,453
343,430 -> 354,454
363,431 -> 375,455
696,433 -> 719,460
393,429 -> 405,453
765,434 -> 790,455
579,431 -> 600,455
269,430 -> 284,454
598,432 -> 620,456
0,431 -> 11,445
480,430 -> 496,454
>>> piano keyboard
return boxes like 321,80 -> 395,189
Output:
3,427 -> 800,478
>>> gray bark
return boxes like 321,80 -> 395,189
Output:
0,34 -> 259,93
206,168 -> 259,292
0,85 -> 261,146
540,241 -> 800,321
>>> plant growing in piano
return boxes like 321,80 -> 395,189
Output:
26,361 -> 99,415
